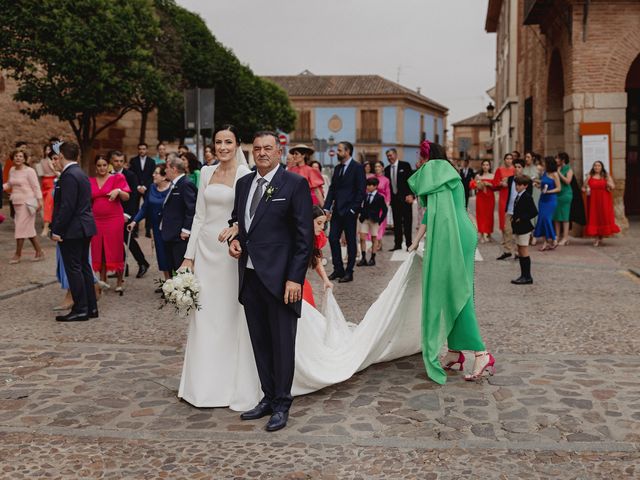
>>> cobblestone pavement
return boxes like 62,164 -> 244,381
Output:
1,203 -> 639,478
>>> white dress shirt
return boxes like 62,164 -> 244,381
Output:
340,157 -> 353,176
62,161 -> 78,173
244,165 -> 280,269
506,179 -> 518,215
139,155 -> 148,172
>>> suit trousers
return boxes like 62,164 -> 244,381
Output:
59,237 -> 97,314
328,211 -> 358,276
501,213 -> 514,254
124,223 -> 147,267
390,194 -> 413,248
163,239 -> 188,274
240,268 -> 297,413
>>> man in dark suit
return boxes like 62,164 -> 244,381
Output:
109,151 -> 150,278
229,131 -> 313,432
161,153 -> 197,274
50,142 -> 98,322
459,158 -> 475,208
384,148 -> 414,251
323,141 -> 366,283
129,142 -> 156,237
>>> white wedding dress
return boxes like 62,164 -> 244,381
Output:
179,164 -> 424,411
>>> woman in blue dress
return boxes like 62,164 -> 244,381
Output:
128,164 -> 171,280
533,156 -> 562,251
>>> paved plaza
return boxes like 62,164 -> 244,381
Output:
1,203 -> 639,479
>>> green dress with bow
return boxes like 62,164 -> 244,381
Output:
407,159 -> 486,384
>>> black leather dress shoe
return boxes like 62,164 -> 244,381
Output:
154,287 -> 163,294
496,252 -> 512,260
265,411 -> 289,432
338,274 -> 353,283
89,309 -> 99,319
367,256 -> 376,266
136,263 -> 149,278
356,257 -> 368,267
511,277 -> 533,285
388,246 -> 401,252
328,272 -> 343,281
240,402 -> 273,420
56,311 -> 89,322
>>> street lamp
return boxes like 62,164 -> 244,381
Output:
486,102 -> 495,123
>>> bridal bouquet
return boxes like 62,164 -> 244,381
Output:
158,269 -> 201,318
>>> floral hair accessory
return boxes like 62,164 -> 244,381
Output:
420,140 -> 431,160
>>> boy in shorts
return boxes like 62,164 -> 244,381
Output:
511,175 -> 538,284
357,177 -> 388,267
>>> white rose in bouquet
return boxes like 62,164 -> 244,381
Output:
172,276 -> 184,291
162,279 -> 175,294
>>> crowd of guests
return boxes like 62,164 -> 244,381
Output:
463,150 -> 620,284
1,134 -> 621,318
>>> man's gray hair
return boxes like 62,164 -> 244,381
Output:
166,152 -> 185,172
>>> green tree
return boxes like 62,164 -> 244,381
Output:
154,0 -> 296,142
0,0 -> 162,167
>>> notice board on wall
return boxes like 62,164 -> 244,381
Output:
579,122 -> 613,178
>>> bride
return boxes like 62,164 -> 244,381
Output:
178,125 -> 425,412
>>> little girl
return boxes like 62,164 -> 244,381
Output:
302,206 -> 334,308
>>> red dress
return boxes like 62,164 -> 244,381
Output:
90,174 -> 131,273
471,177 -> 496,234
584,177 -> 620,237
303,231 -> 328,307
288,164 -> 325,205
493,166 -> 515,231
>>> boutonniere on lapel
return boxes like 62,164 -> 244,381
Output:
265,185 -> 277,201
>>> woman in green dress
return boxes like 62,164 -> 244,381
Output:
181,151 -> 201,189
553,152 -> 573,245
407,141 -> 495,384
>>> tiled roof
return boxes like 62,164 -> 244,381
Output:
264,74 -> 448,112
452,112 -> 491,127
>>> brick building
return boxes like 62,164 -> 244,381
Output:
0,73 -> 158,170
452,112 -> 493,169
266,72 -> 448,166
486,0 -> 640,221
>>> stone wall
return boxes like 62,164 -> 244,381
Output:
0,75 -> 158,168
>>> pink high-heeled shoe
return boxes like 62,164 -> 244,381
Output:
442,350 -> 465,371
464,352 -> 496,381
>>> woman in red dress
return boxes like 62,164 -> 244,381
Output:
90,155 -> 131,292
583,160 -> 620,247
471,159 -> 496,243
302,206 -> 334,308
492,153 -> 515,231
288,144 -> 325,206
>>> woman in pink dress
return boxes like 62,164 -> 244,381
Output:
90,155 -> 130,292
2,150 -> 44,263
370,161 -> 391,248
288,144 -> 325,206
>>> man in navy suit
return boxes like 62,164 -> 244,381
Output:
50,142 -> 98,322
323,141 -> 366,283
229,131 -> 314,432
385,148 -> 414,251
161,153 -> 197,274
129,142 -> 156,237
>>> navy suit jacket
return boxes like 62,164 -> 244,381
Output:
323,160 -> 366,216
114,168 -> 139,219
384,160 -> 414,198
505,176 -> 533,213
511,191 -> 538,235
359,192 -> 388,224
51,163 -> 97,240
129,155 -> 156,189
231,166 -> 314,317
161,175 -> 197,242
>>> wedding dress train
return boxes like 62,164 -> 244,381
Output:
178,164 -> 424,411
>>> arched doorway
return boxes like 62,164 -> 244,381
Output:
625,54 -> 640,216
545,50 -> 565,155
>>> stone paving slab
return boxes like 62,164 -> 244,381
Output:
1,342 -> 639,451
1,431 -> 638,479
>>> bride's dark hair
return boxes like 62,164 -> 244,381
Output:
214,124 -> 241,145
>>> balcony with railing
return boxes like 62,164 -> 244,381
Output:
289,130 -> 313,143
357,128 -> 381,143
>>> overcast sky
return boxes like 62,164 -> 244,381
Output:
176,0 -> 495,125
